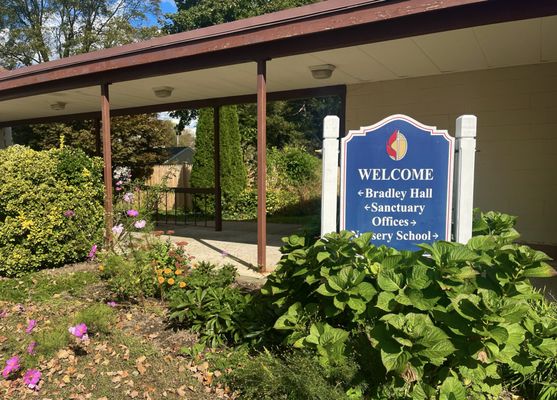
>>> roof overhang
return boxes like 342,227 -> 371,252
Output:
0,0 -> 556,127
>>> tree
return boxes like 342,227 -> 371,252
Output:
0,0 -> 160,68
191,106 -> 246,199
165,0 -> 340,152
1,0 -> 176,178
13,115 -> 176,179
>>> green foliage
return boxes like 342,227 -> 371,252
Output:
168,263 -> 252,347
15,115 -> 176,180
0,145 -> 104,277
267,146 -> 319,187
259,210 -> 557,399
221,350 -> 359,400
73,304 -> 117,336
0,0 -> 160,68
191,107 -> 247,208
0,271 -> 98,302
101,239 -> 193,300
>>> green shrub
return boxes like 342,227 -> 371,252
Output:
267,145 -> 320,187
168,263 -> 252,347
223,188 -> 296,220
0,145 -> 104,276
101,238 -> 193,300
259,211 -> 557,399
223,350 -> 360,400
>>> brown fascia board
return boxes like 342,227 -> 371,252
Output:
0,0 -> 556,103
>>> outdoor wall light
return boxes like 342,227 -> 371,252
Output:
50,101 -> 67,111
310,64 -> 336,79
153,86 -> 174,98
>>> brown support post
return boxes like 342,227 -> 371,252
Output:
100,84 -> 113,244
213,106 -> 222,232
257,60 -> 267,272
93,119 -> 101,156
339,86 -> 347,138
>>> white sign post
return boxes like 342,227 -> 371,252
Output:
321,116 -> 340,236
453,115 -> 477,244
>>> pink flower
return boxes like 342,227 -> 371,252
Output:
27,341 -> 36,355
134,220 -> 146,229
25,320 -> 36,334
0,310 -> 7,318
126,209 -> 139,217
115,186 -> 123,192
23,369 -> 41,389
63,210 -> 75,218
112,224 -> 124,236
106,301 -> 117,308
68,323 -> 88,340
123,192 -> 134,203
116,180 -> 123,186
87,245 -> 97,260
2,356 -> 20,378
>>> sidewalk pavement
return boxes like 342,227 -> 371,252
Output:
155,221 -> 302,282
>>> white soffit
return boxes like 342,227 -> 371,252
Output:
0,16 -> 556,123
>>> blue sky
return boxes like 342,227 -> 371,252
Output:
143,0 -> 178,26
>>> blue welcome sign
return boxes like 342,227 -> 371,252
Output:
340,115 -> 454,250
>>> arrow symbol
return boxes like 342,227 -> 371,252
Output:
364,204 -> 370,211
432,233 -> 439,239
411,220 -> 416,226
358,190 -> 364,197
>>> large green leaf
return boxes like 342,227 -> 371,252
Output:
380,349 -> 409,373
522,262 -> 557,278
407,264 -> 431,289
355,281 -> 377,301
377,270 -> 403,292
439,376 -> 467,400
375,291 -> 396,312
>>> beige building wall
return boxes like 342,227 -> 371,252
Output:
346,62 -> 557,245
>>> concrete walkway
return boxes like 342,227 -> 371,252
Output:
155,221 -> 302,282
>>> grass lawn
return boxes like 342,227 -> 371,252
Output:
0,265 -> 229,399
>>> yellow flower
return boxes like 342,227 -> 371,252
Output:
21,219 -> 33,230
156,269 -> 163,275
98,265 -> 105,271
82,167 -> 91,177
167,278 -> 175,285
157,276 -> 165,284
175,269 -> 183,275
163,268 -> 172,275
179,281 -> 186,288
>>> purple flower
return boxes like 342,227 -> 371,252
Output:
134,220 -> 146,229
63,210 -> 75,218
25,320 -> 36,334
106,301 -> 117,308
23,369 -> 41,389
27,341 -> 36,355
123,192 -> 134,203
68,323 -> 88,340
2,356 -> 20,378
126,209 -> 139,218
87,245 -> 97,260
112,224 -> 124,236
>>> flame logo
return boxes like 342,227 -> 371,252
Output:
386,130 -> 408,161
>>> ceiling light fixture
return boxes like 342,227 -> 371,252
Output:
153,86 -> 174,98
50,101 -> 67,111
309,64 -> 336,79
